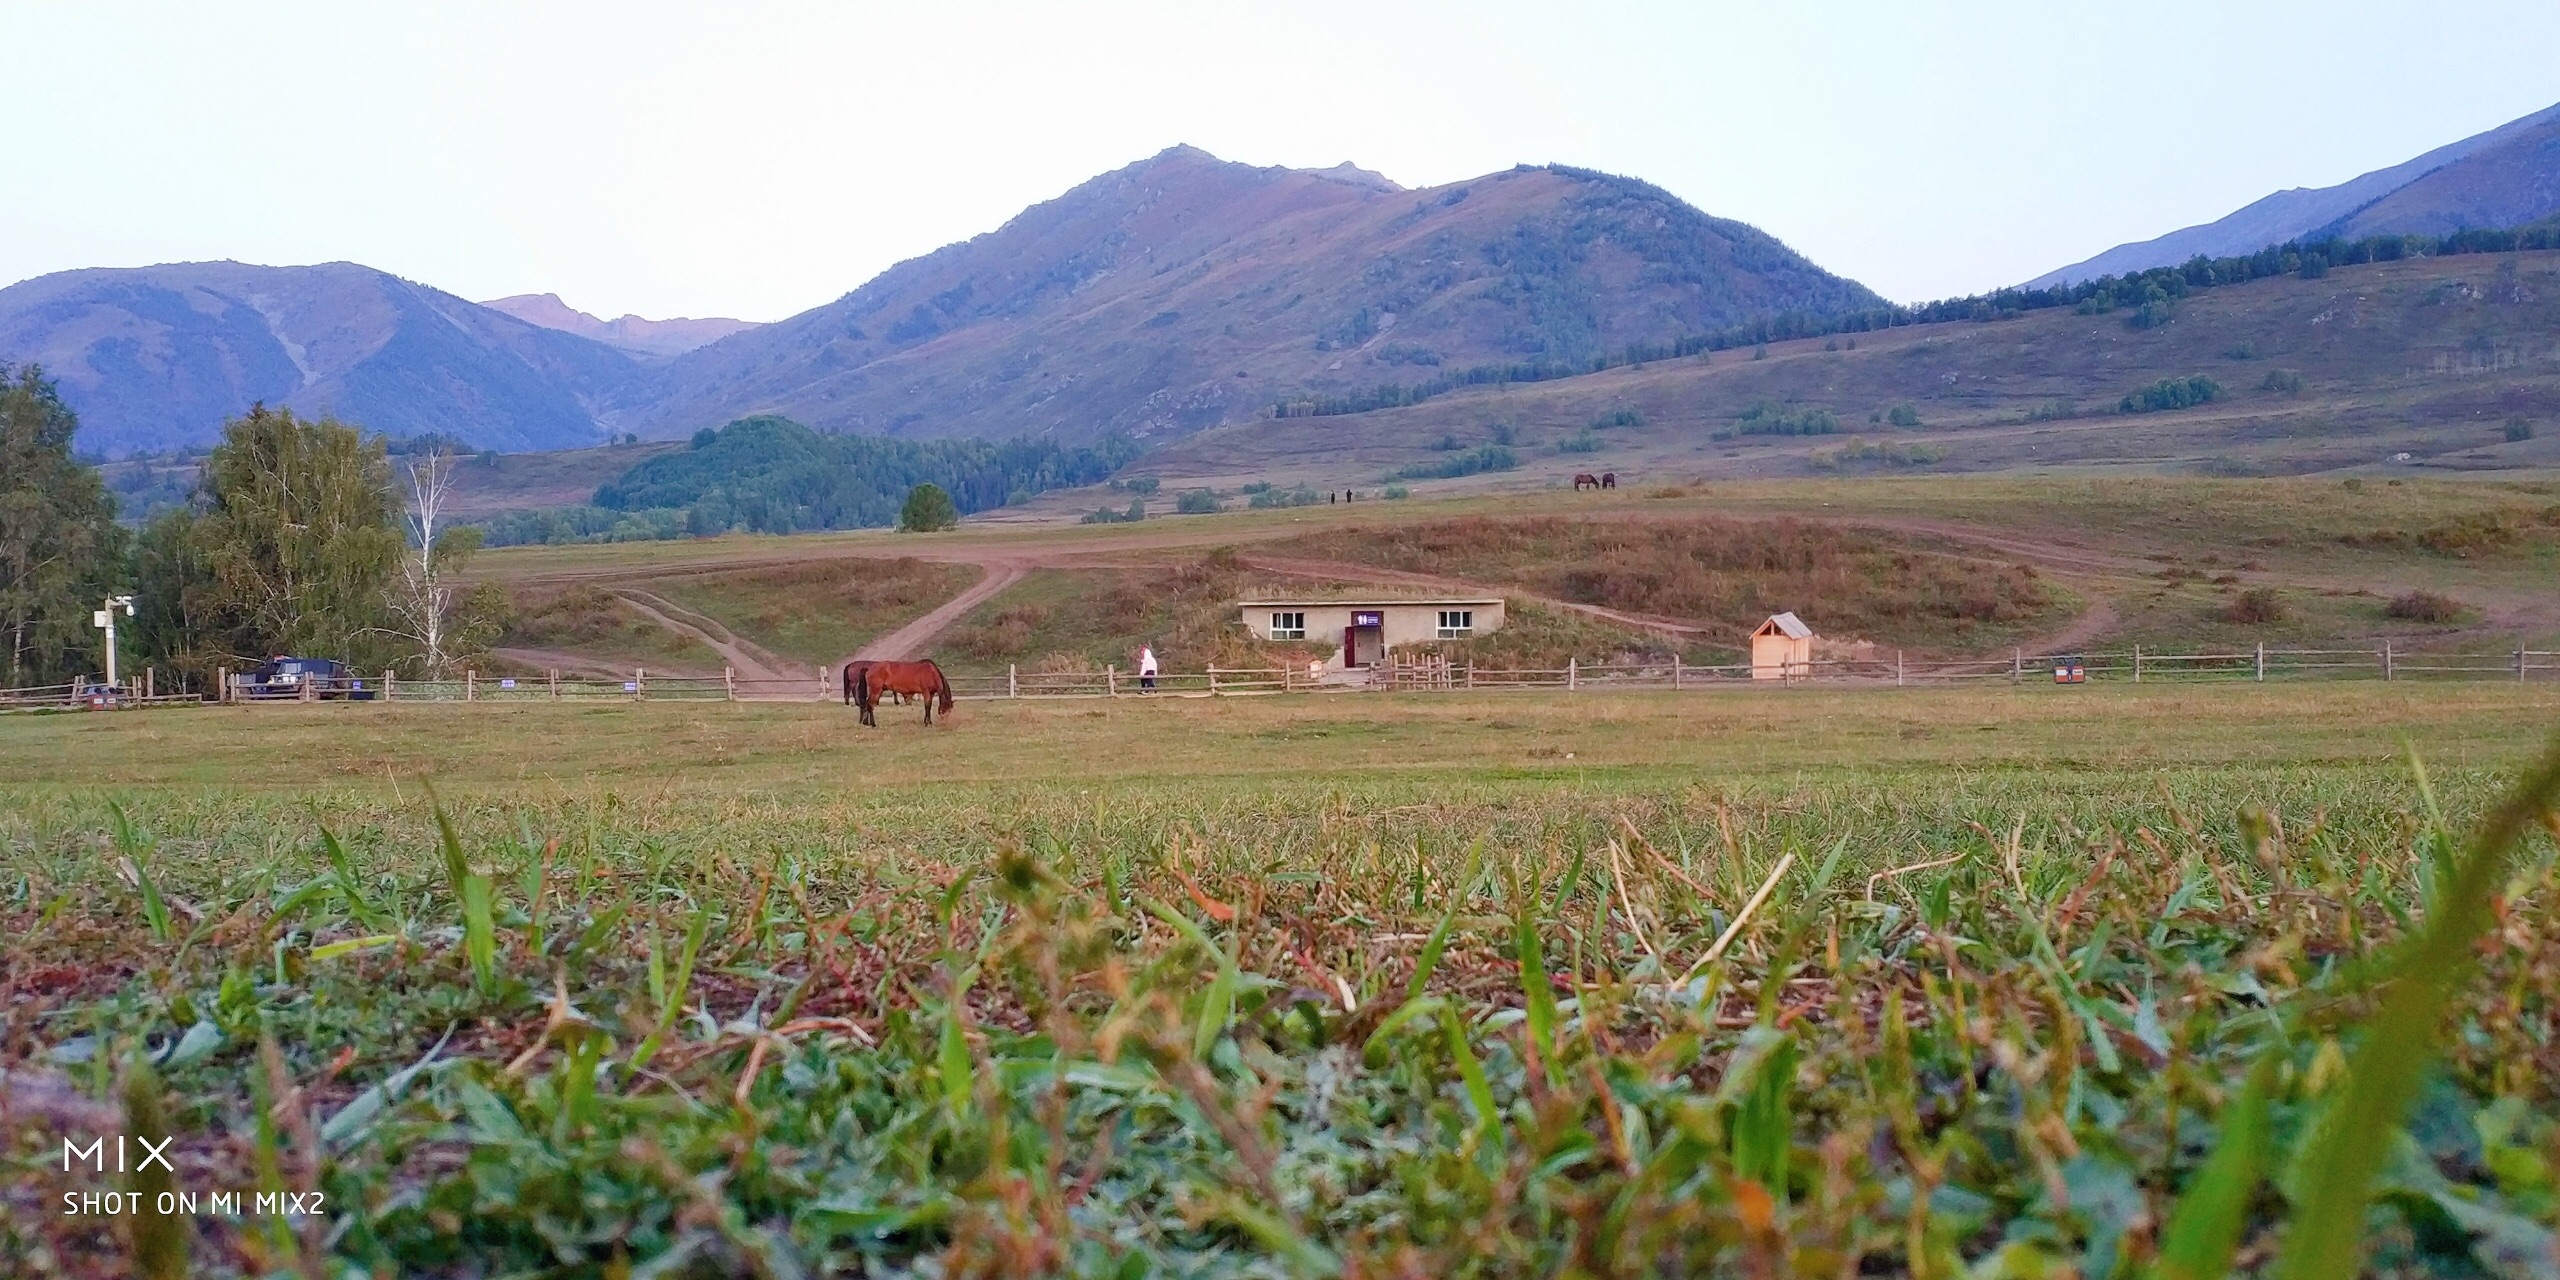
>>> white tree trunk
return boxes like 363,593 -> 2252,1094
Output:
398,450 -> 460,677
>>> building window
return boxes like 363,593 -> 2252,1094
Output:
1436,609 -> 1474,638
1270,611 -> 1306,640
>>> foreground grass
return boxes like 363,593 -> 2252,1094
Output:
2,688 -> 2556,1276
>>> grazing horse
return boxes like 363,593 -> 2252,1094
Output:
1600,472 -> 1617,489
855,659 -> 954,726
1572,472 -> 1602,491
841,659 -> 910,707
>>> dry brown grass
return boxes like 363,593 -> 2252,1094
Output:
1281,514 -> 2067,652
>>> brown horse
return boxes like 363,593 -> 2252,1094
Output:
855,659 -> 954,726
841,659 -> 912,707
1572,472 -> 1602,491
1600,472 -> 1617,489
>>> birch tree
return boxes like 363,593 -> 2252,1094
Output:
392,447 -> 478,676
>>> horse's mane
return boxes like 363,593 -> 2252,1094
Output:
926,659 -> 952,712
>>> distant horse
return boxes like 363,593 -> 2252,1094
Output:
1572,473 -> 1602,491
855,659 -> 954,726
1600,472 -> 1617,489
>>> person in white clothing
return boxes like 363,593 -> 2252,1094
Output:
1138,644 -> 1159,691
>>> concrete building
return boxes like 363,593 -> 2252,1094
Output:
1239,597 -> 1508,669
1749,612 -> 1814,680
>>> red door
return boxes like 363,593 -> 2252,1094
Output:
1345,625 -> 1359,667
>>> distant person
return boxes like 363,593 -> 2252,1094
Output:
1138,644 -> 1159,691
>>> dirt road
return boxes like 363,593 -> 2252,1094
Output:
849,559 -> 1030,662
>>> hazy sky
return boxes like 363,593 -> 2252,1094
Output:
12,2 -> 2560,321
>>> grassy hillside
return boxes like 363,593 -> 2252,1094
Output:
643,557 -> 979,668
1141,251 -> 2560,488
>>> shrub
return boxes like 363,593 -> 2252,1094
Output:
1591,408 -> 1642,430
1734,403 -> 1841,436
2260,368 -> 2305,394
897,482 -> 959,532
1382,485 -> 1410,499
2120,375 -> 2225,414
1246,485 -> 1323,509
1556,433 -> 1603,454
1174,489 -> 1221,515
2383,590 -> 2463,623
2505,418 -> 2536,442
1886,403 -> 1922,428
1384,445 -> 1518,482
2220,586 -> 2287,624
1239,481 -> 1274,495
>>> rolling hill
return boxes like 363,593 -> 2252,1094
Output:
0,261 -> 642,456
618,145 -> 1886,446
2031,100 -> 2560,287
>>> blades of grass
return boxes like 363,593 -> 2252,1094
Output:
1214,1191 -> 1341,1277
1515,906 -> 1561,1090
941,963 -> 979,1120
1195,954 -> 1238,1063
316,821 -> 390,932
1409,839 -> 1489,1002
460,875 -> 496,993
2152,1051 -> 2279,1280
2278,738 -> 2560,1280
632,904 -> 711,1072
120,1052 -> 185,1280
110,802 -> 171,944
1440,1004 -> 1504,1153
309,934 -> 397,962
1361,995 -> 1446,1068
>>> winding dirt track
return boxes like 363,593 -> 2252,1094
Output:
609,589 -> 802,683
847,559 -> 1031,662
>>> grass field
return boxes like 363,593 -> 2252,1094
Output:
4,684 -> 2558,1276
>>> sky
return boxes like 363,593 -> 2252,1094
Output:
11,2 -> 2560,322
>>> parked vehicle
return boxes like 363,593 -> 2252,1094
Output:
74,680 -> 123,710
244,657 -> 376,700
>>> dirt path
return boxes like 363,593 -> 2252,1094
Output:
610,590 -> 801,683
850,559 -> 1031,662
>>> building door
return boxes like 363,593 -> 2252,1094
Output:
1348,625 -> 1384,666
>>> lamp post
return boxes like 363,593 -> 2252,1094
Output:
92,595 -> 134,686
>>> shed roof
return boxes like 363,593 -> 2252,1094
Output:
1752,611 -> 1813,639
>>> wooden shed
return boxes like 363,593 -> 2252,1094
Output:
1749,612 -> 1814,681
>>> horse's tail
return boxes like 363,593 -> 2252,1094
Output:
841,663 -> 852,706
852,665 -> 869,708
931,660 -> 953,713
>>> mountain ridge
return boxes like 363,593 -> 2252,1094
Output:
2029,100 -> 2560,288
480,293 -> 760,359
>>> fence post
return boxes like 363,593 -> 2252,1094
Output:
1568,658 -> 1578,691
2133,645 -> 2142,684
1009,663 -> 1019,699
726,666 -> 735,701
2011,649 -> 2021,684
2383,640 -> 2393,682
1208,666 -> 1219,696
1672,654 -> 1682,690
1896,650 -> 1905,687
2521,642 -> 2529,684
637,667 -> 646,700
1107,665 -> 1117,697
217,666 -> 228,704
2256,641 -> 2265,683
550,668 -> 559,699
384,670 -> 394,702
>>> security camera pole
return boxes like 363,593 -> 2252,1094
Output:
92,594 -> 135,686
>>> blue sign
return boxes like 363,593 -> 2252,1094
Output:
499,678 -> 517,690
1351,611 -> 1384,627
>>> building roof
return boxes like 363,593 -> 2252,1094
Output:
1237,598 -> 1505,609
1752,611 -> 1813,639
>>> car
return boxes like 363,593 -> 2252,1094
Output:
73,680 -> 123,710
244,657 -> 377,701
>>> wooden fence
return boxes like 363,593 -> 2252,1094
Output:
12,642 -> 2553,714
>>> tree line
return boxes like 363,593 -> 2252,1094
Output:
1,366 -> 501,690
477,415 -> 1138,545
1272,223 -> 2560,420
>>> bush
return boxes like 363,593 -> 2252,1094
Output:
2120,375 -> 2225,414
1555,433 -> 1603,455
2220,586 -> 2287,624
1382,485 -> 1410,499
1734,403 -> 1840,436
898,483 -> 959,532
2383,590 -> 2464,623
2260,368 -> 2305,394
1246,485 -> 1322,509
1175,489 -> 1221,515
1591,408 -> 1641,430
1239,481 -> 1274,495
1384,445 -> 1518,482
2505,418 -> 2536,442
1886,403 -> 1922,428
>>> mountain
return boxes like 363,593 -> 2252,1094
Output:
2030,101 -> 2560,288
481,293 -> 760,359
0,261 -> 642,456
622,146 -> 1885,446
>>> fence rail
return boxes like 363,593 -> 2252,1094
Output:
18,643 -> 2554,717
